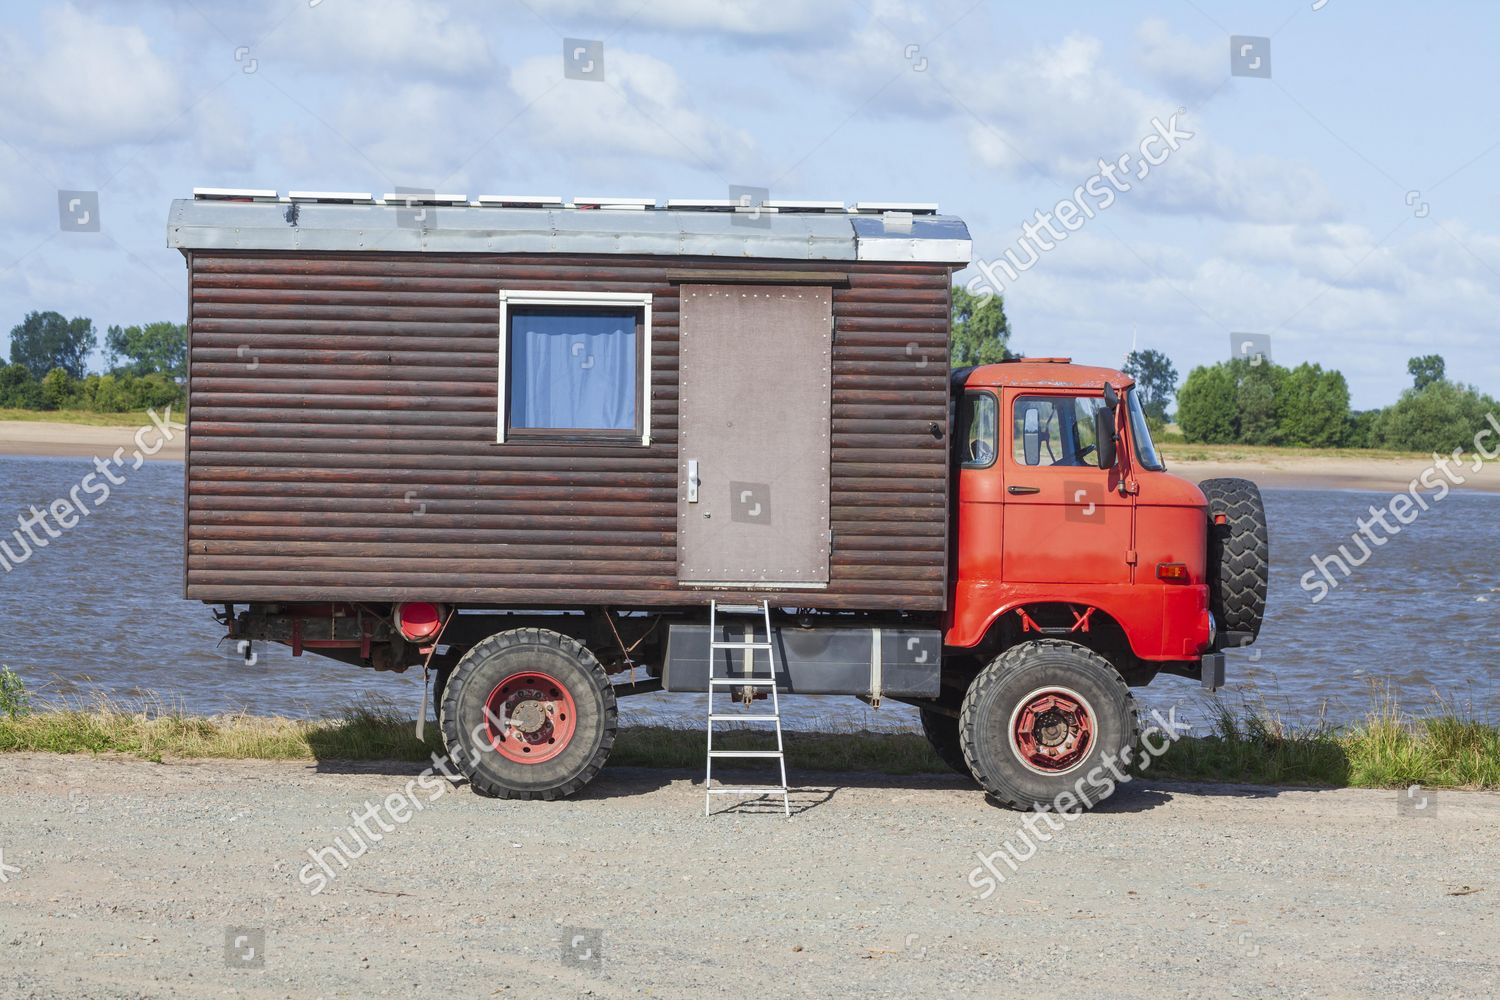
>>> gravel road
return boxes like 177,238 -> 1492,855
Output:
0,753 -> 1496,999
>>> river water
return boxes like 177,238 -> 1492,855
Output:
1,455 -> 1496,733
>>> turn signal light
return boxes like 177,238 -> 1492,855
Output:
1156,562 -> 1190,582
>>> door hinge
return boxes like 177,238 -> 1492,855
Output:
1126,549 -> 1139,565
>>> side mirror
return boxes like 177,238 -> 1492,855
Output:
1023,408 -> 1041,466
1093,406 -> 1117,469
1102,381 -> 1119,409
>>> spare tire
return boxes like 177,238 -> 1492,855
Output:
1199,477 -> 1269,644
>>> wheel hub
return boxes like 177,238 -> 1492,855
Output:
483,671 -> 578,764
1010,689 -> 1095,774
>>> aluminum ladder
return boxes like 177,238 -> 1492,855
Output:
704,600 -> 790,817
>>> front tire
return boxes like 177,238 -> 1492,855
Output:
439,628 -> 617,800
960,640 -> 1138,811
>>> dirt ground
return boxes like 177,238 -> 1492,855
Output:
0,753 -> 1495,999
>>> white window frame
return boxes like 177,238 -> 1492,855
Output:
496,289 -> 653,445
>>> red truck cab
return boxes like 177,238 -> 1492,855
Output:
898,360 -> 1269,810
948,360 -> 1215,662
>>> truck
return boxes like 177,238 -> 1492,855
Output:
167,189 -> 1268,810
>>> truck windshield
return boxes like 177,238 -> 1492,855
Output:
1127,389 -> 1165,471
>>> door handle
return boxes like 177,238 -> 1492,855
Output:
1007,485 -> 1040,495
687,459 -> 700,503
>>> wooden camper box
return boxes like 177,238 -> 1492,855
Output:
168,192 -> 973,613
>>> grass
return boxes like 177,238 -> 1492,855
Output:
0,692 -> 1496,792
0,407 -> 174,427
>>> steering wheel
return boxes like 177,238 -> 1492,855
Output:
1076,444 -> 1097,462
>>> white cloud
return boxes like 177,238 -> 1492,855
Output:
275,0 -> 492,79
509,48 -> 754,173
1135,18 -> 1223,100
959,34 -> 1338,224
0,2 -> 185,148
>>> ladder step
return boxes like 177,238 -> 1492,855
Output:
709,750 -> 783,758
713,603 -> 766,614
710,641 -> 774,650
709,677 -> 777,686
709,714 -> 779,721
707,787 -> 789,795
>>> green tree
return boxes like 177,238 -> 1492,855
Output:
8,311 -> 96,379
1121,349 -> 1179,423
1277,362 -> 1350,447
40,367 -> 77,410
950,286 -> 1013,366
1375,379 -> 1499,453
0,362 -> 42,409
1407,354 -> 1445,391
106,321 -> 187,377
1176,364 -> 1239,443
1234,358 -> 1287,445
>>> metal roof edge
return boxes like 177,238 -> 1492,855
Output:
166,199 -> 971,264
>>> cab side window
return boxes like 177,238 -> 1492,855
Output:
960,391 -> 998,468
1012,395 -> 1106,468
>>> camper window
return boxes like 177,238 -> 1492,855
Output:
497,290 -> 653,444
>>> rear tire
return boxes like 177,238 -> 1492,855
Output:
1200,477 -> 1270,643
919,708 -> 976,782
439,628 -> 617,800
960,640 -> 1138,811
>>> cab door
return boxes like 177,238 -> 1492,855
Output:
1000,390 -> 1134,585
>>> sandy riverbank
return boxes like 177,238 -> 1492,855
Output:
0,753 -> 1494,998
0,419 -> 184,461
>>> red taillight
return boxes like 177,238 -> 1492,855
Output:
1213,513 -> 1228,526
395,602 -> 443,640
1156,562 -> 1190,583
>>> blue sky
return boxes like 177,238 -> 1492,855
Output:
1,0 -> 1495,409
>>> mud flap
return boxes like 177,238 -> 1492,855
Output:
1200,651 -> 1226,691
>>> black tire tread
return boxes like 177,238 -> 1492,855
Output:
1200,477 -> 1270,640
959,639 -> 1139,811
438,627 -> 617,801
919,708 -> 976,782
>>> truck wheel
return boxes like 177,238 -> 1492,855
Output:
439,628 -> 617,800
919,709 -> 976,782
959,640 -> 1138,811
1200,477 -> 1270,643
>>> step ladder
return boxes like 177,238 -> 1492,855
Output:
704,600 -> 790,817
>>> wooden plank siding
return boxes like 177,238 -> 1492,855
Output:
184,252 -> 954,610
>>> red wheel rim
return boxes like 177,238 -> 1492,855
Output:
483,670 -> 578,764
1009,687 -> 1095,775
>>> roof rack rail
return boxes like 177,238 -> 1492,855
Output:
380,192 -> 467,205
287,191 -> 374,204
476,195 -> 565,208
192,187 -> 278,201
574,196 -> 655,210
852,201 -> 939,214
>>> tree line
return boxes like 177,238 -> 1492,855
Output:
2,311 -> 185,412
950,289 -> 1496,454
1176,353 -> 1497,453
